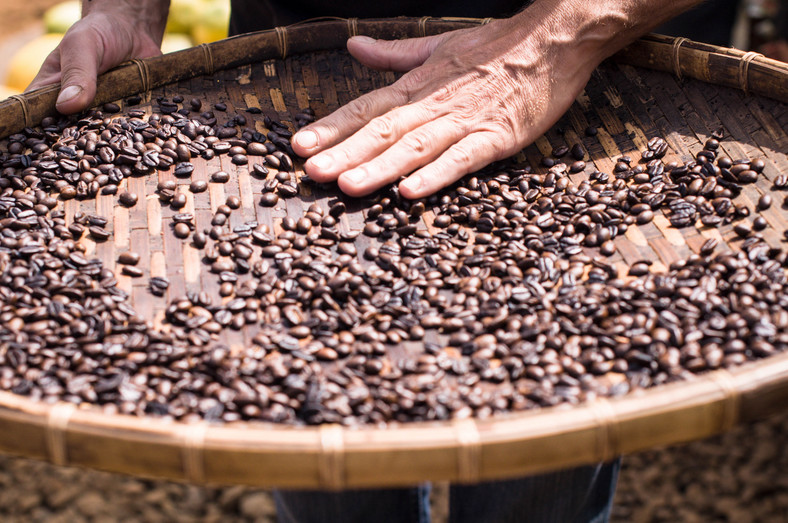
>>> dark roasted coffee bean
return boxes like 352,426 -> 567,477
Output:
192,231 -> 207,248
569,160 -> 586,173
226,195 -> 241,209
753,216 -> 768,231
118,191 -> 138,207
121,265 -> 144,277
173,223 -> 191,238
170,193 -> 187,209
259,193 -> 279,207
174,162 -> 194,177
117,252 -> 140,266
211,171 -> 230,183
189,180 -> 208,193
89,226 -> 110,241
363,223 -> 382,237
600,240 -> 616,256
570,143 -> 585,161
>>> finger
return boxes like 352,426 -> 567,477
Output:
52,29 -> 104,114
346,34 -> 450,72
336,116 -> 469,197
292,84 -> 409,159
399,132 -> 514,199
27,49 -> 64,92
303,103 -> 438,183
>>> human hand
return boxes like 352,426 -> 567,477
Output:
292,0 -> 702,199
27,0 -> 168,114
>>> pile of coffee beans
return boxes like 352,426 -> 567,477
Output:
0,97 -> 784,426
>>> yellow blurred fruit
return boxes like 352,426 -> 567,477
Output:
166,0 -> 201,34
43,1 -> 81,34
0,86 -> 20,101
161,33 -> 194,54
190,0 -> 230,45
6,34 -> 63,92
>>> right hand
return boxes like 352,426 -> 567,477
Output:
27,1 -> 167,114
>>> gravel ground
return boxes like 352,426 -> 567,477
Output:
0,412 -> 786,522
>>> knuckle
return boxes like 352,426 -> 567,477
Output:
402,133 -> 431,155
397,68 -> 428,97
367,116 -> 396,141
345,95 -> 376,122
429,84 -> 455,106
450,144 -> 474,168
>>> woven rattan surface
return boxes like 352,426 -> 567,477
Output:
0,19 -> 786,488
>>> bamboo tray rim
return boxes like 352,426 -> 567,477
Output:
0,352 -> 786,488
0,18 -> 785,488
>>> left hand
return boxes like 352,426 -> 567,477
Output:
291,6 -> 606,199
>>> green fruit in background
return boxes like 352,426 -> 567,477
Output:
43,1 -> 81,34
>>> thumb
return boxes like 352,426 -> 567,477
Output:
53,30 -> 102,114
346,34 -> 450,72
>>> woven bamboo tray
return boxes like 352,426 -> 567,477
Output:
0,18 -> 786,489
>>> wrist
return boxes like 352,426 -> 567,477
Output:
509,0 -> 705,68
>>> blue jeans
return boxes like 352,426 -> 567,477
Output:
274,459 -> 621,523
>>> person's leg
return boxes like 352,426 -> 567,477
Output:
274,483 -> 432,523
449,459 -> 621,523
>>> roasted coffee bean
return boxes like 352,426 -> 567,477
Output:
210,170 -> 229,183
192,231 -> 207,248
170,193 -> 187,209
174,162 -> 194,177
189,180 -> 208,193
259,193 -> 279,207
570,143 -> 586,161
636,210 -> 654,224
121,265 -> 144,277
758,194 -> 772,210
89,226 -> 110,241
173,222 -> 191,238
247,142 -> 268,156
569,161 -> 586,173
600,240 -> 616,256
226,195 -> 241,209
118,252 -> 140,265
118,191 -> 138,207
1,99 -> 785,429
363,223 -> 382,237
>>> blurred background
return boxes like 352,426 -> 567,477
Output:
0,1 -> 785,522
0,0 -> 785,98
0,0 -> 231,97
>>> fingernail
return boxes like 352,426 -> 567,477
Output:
351,36 -> 376,45
294,130 -> 318,149
309,154 -> 332,171
56,85 -> 82,106
342,169 -> 364,185
400,174 -> 422,193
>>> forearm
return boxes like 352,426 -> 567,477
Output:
511,0 -> 705,65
